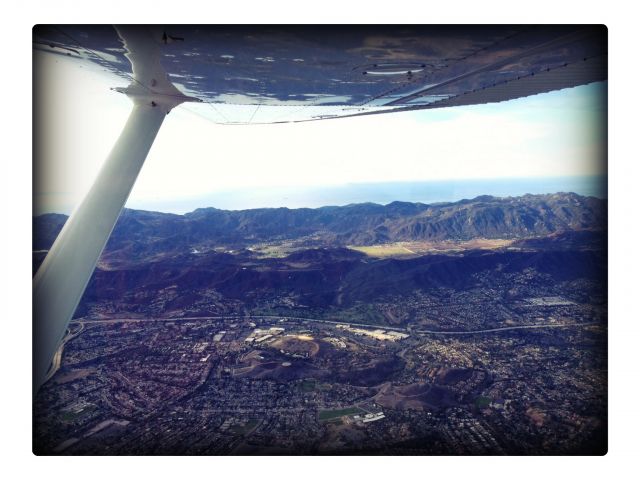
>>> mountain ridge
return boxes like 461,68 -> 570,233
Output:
34,193 -> 606,257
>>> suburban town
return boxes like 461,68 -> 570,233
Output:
34,290 -> 606,455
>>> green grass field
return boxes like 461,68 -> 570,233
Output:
318,406 -> 364,421
331,303 -> 387,325
60,404 -> 97,423
299,379 -> 316,392
475,396 -> 492,409
230,419 -> 260,435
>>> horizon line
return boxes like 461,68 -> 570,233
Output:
35,189 -> 607,218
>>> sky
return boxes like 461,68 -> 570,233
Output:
33,49 -> 607,215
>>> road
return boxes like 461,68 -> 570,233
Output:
43,322 -> 85,384
413,322 -> 599,335
71,315 -> 600,336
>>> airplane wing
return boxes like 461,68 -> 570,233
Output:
33,25 -> 606,124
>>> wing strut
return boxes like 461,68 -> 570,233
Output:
33,26 -> 198,395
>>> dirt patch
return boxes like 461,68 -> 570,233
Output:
54,368 -> 96,385
526,407 -> 548,427
348,239 -> 515,258
270,335 -> 320,357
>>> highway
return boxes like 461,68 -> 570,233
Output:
43,322 -> 85,384
413,322 -> 599,335
70,315 -> 600,336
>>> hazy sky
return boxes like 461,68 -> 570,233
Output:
34,50 -> 607,215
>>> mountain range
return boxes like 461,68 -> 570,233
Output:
32,193 -> 607,321
34,192 -> 606,256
